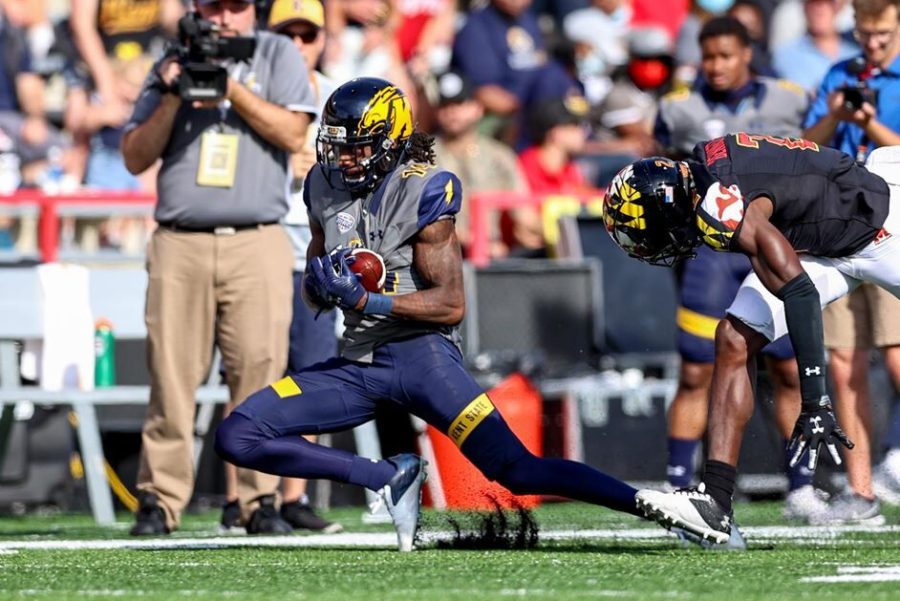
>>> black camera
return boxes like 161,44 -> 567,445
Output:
840,83 -> 878,112
840,57 -> 879,112
169,13 -> 257,101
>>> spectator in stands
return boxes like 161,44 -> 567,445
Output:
772,0 -> 859,92
802,0 -> 900,524
727,0 -> 777,76
574,26 -> 673,185
122,0 -> 315,536
260,0 -> 342,534
653,16 -> 820,522
674,0 -> 736,87
394,0 -> 456,82
770,0 -> 854,50
432,69 -> 528,258
65,54 -> 155,191
0,4 -> 75,188
70,0 -> 182,112
320,0 -> 416,109
451,0 -> 579,145
509,96 -> 591,257
562,0 -> 633,84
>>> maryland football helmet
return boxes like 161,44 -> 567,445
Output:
317,77 -> 414,193
603,158 -> 699,266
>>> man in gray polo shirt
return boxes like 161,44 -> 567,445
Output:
122,0 -> 316,535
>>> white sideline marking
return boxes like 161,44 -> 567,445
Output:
0,524 -> 896,551
801,565 -> 900,583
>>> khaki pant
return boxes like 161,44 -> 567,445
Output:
824,282 -> 900,349
137,224 -> 293,529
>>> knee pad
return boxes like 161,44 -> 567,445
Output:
214,413 -> 264,466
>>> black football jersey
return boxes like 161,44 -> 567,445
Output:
690,133 -> 890,257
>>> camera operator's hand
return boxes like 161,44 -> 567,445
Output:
827,90 -> 875,127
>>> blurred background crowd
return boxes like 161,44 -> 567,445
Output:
0,0 -> 876,258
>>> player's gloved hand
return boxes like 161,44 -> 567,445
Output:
788,396 -> 854,471
301,270 -> 336,314
308,253 -> 366,310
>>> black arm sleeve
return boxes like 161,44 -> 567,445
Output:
776,272 -> 829,410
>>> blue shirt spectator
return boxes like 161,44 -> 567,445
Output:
451,2 -> 575,114
802,53 -> 900,159
774,34 -> 858,92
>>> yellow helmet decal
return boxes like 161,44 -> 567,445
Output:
358,86 -> 413,143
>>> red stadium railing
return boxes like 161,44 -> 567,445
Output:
2,189 -> 606,264
467,190 -> 605,266
0,191 -> 156,262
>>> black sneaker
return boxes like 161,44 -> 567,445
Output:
281,500 -> 343,533
245,495 -> 293,535
130,492 -> 170,536
218,499 -> 245,534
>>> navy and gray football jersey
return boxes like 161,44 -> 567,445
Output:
304,160 -> 463,362
690,133 -> 890,257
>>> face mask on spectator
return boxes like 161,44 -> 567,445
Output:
697,0 -> 735,14
576,52 -> 606,79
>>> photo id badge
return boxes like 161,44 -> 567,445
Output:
197,130 -> 239,188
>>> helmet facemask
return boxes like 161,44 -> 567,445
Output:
316,80 -> 414,195
604,159 -> 700,266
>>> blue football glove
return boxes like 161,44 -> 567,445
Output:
308,253 -> 367,310
301,271 -> 336,313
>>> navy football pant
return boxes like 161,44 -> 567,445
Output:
216,334 -> 640,516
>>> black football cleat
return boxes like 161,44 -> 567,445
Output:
246,495 -> 293,535
281,500 -> 343,533
130,492 -> 170,536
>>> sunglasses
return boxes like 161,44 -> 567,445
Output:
281,29 -> 319,44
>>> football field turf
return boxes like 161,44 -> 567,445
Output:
0,501 -> 898,601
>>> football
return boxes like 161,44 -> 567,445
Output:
349,248 -> 386,293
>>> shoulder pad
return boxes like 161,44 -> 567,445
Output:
774,79 -> 806,96
695,182 -> 745,251
661,89 -> 691,103
416,169 -> 462,230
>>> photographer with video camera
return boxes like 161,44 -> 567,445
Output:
800,0 -> 900,526
122,0 -> 318,536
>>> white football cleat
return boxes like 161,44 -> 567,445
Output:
374,454 -> 428,552
637,483 -> 731,544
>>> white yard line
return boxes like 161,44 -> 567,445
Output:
0,524 -> 896,551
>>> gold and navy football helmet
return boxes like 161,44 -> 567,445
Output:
603,158 -> 699,266
317,77 -> 414,193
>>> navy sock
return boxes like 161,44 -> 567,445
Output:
701,460 -> 736,513
783,438 -> 813,491
667,437 -> 700,487
215,414 -> 396,491
495,453 -> 641,517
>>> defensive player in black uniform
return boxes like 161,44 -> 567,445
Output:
215,78 -> 646,551
604,132 -> 900,543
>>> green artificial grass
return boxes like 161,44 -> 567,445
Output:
0,501 -> 897,601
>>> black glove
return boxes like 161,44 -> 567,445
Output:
788,397 -> 854,470
308,253 -> 366,310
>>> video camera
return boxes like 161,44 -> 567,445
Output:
168,13 -> 257,101
840,57 -> 879,112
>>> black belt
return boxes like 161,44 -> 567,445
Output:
158,221 -> 278,235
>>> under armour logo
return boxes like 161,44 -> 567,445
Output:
805,366 -> 821,376
810,416 -> 825,434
